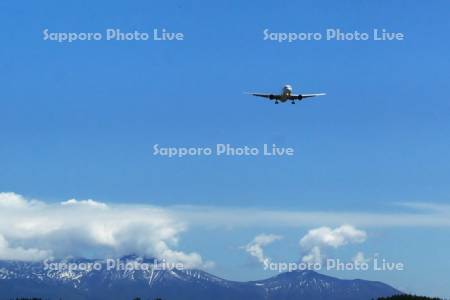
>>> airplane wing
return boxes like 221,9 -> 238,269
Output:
290,93 -> 326,100
245,93 -> 280,100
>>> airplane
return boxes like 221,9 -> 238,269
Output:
247,84 -> 326,104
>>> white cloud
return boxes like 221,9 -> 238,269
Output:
61,199 -> 108,209
301,246 -> 323,264
299,225 -> 367,263
243,234 -> 282,265
0,192 -> 205,268
300,225 -> 367,249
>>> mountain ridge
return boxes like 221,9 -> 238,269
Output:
0,256 -> 402,300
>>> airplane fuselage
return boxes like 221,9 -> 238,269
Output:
279,85 -> 293,102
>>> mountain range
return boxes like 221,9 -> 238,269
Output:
0,255 -> 402,300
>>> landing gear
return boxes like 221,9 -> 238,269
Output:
275,101 -> 279,104
291,101 -> 295,104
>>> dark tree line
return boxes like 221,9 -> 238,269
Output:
378,295 -> 443,300
13,298 -> 48,300
12,298 -> 50,300
12,298 -> 163,300
12,296 -> 443,300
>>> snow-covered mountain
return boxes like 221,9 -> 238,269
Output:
0,255 -> 401,300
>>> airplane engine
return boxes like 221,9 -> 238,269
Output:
297,95 -> 303,100
269,95 -> 275,100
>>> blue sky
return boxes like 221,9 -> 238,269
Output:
0,0 -> 450,297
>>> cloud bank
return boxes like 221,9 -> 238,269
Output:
0,193 -> 204,268
1,192 -> 449,266
172,203 -> 450,228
